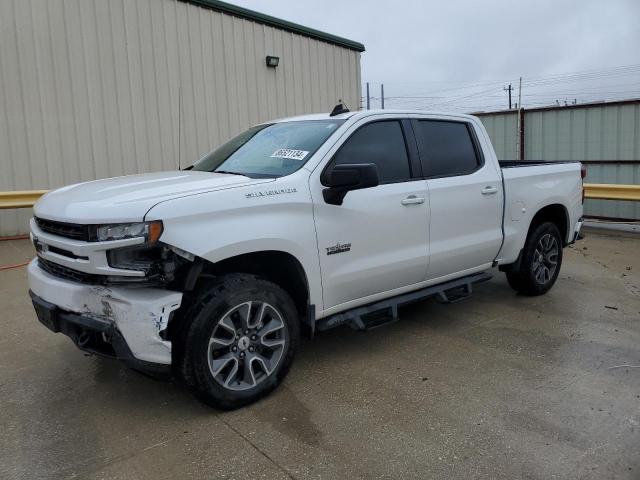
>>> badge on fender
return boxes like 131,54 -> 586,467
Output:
326,242 -> 351,255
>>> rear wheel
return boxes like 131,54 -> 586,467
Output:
175,274 -> 299,409
505,222 -> 563,296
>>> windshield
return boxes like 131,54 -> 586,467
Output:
190,120 -> 345,178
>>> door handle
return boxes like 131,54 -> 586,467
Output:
481,186 -> 498,195
401,195 -> 425,206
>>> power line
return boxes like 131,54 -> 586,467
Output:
369,63 -> 640,88
364,63 -> 640,113
367,64 -> 640,102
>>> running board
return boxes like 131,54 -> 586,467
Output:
315,272 -> 492,332
437,283 -> 473,303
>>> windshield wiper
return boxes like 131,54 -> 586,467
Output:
214,170 -> 249,177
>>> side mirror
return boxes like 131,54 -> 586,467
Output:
322,163 -> 379,205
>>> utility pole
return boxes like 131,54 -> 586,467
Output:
381,84 -> 384,109
504,83 -> 513,109
517,77 -> 522,109
516,76 -> 523,160
366,82 -> 370,110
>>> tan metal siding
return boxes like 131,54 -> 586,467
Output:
0,0 -> 362,235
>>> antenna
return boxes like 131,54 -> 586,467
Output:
366,83 -> 370,110
330,99 -> 350,117
178,85 -> 182,170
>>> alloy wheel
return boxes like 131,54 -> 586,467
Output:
532,233 -> 559,285
207,301 -> 287,391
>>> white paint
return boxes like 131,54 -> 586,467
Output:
28,109 -> 584,365
33,171 -> 269,224
28,260 -> 182,364
498,163 -> 583,263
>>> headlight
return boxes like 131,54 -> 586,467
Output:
94,221 -> 163,244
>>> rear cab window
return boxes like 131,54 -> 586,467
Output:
413,120 -> 482,178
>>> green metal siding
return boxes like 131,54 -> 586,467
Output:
476,101 -> 640,220
525,103 -> 640,161
477,112 -> 518,160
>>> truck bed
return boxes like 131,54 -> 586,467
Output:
497,160 -> 583,265
499,160 -> 580,168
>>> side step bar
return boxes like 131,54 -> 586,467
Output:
315,272 -> 492,332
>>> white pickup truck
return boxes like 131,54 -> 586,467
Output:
28,107 -> 584,409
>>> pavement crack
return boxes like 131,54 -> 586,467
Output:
59,433 -> 185,479
217,415 -> 297,480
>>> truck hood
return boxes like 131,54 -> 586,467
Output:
34,171 -> 270,223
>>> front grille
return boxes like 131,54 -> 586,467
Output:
47,245 -> 89,260
35,217 -> 91,241
37,257 -> 152,286
38,257 -> 107,285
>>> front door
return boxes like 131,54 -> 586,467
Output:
310,119 -> 429,312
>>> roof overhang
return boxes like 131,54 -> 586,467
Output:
181,0 -> 365,52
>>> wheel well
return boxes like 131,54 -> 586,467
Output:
528,204 -> 569,245
202,251 -> 310,318
499,203 -> 569,273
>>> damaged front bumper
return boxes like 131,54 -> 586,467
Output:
28,259 -> 182,371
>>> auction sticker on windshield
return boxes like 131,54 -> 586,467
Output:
271,149 -> 309,161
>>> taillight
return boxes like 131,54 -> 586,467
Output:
580,164 -> 586,203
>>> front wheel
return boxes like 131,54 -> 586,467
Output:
506,221 -> 563,296
175,274 -> 299,409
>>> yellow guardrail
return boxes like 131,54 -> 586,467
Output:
0,184 -> 639,209
0,190 -> 48,209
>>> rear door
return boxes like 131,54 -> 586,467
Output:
311,117 -> 429,311
412,118 -> 503,279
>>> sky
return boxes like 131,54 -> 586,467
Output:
231,0 -> 640,112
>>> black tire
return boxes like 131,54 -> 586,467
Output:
505,270 -> 526,292
505,221 -> 563,296
174,273 -> 299,410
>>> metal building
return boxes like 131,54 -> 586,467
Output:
476,99 -> 640,220
0,0 -> 364,235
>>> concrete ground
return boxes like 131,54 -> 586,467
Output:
1,228 -> 639,480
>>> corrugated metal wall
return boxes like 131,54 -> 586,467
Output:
0,0 -> 362,235
478,101 -> 640,220
476,111 -> 518,160
524,104 -> 640,160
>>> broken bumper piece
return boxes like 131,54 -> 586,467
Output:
27,259 -> 182,370
572,217 -> 584,243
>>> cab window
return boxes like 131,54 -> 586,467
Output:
330,121 -> 411,184
415,120 -> 481,177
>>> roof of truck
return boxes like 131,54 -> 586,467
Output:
272,109 -> 478,123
